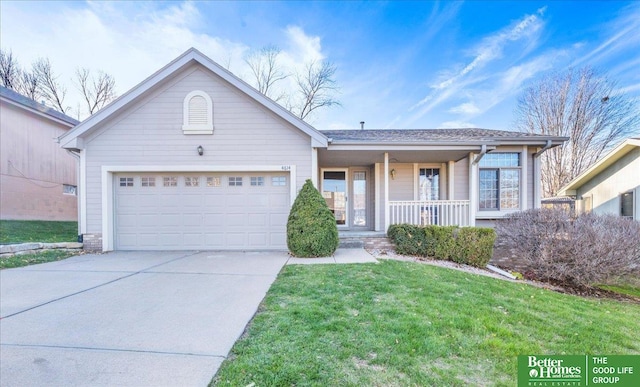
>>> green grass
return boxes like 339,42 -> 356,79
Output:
212,260 -> 640,386
0,250 -> 78,269
598,284 -> 640,299
0,220 -> 78,244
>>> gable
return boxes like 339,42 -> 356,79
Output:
59,48 -> 327,149
82,63 -> 313,158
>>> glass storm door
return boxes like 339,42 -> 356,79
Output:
352,170 -> 367,228
322,170 -> 348,227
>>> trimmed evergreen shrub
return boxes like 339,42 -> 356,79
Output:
451,227 -> 496,267
425,225 -> 457,261
387,224 -> 427,256
287,179 -> 339,257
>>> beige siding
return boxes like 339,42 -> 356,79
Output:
83,64 -> 312,233
527,148 -> 534,209
454,157 -> 469,201
0,100 -> 77,221
576,147 -> 640,219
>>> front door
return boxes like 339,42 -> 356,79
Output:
322,169 -> 348,227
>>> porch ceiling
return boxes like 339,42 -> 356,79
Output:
317,148 -> 475,167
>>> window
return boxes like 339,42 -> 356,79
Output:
229,176 -> 243,186
182,90 -> 213,134
206,177 -> 221,187
141,177 -> 155,187
185,177 -> 199,187
250,176 -> 264,186
272,176 -> 287,186
63,184 -> 77,195
478,153 -> 520,210
621,191 -> 634,219
119,177 -> 134,187
419,168 -> 439,200
163,177 -> 177,187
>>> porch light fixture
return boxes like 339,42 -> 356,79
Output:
390,168 -> 396,180
197,145 -> 204,156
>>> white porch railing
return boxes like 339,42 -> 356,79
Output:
388,200 -> 471,227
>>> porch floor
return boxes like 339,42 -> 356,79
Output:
338,230 -> 387,238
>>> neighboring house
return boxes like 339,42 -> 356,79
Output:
1,86 -> 79,221
58,48 -> 567,251
557,138 -> 640,221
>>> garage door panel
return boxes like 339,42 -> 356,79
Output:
115,172 -> 289,250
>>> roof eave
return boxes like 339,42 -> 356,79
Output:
557,139 -> 640,195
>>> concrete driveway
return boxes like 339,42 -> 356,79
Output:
0,250 -> 289,386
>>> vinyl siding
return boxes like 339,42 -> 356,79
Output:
454,157 -> 470,201
576,147 -> 640,219
83,64 -> 312,233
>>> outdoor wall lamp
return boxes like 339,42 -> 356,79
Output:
390,168 -> 396,180
197,145 -> 204,156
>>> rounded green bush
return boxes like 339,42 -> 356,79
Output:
287,179 -> 339,257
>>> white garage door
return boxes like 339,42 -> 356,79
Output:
114,172 -> 290,250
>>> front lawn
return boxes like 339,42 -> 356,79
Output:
212,260 -> 640,386
0,220 -> 78,244
0,250 -> 78,269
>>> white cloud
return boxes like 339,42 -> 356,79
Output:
448,102 -> 480,115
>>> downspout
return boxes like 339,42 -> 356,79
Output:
472,144 -> 488,165
533,140 -> 553,208
65,149 -> 82,242
534,140 -> 553,157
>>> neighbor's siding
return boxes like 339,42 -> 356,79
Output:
576,147 -> 640,219
82,64 -> 312,233
0,100 -> 77,221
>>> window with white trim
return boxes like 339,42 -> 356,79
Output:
478,153 -> 520,210
163,177 -> 177,187
272,176 -> 286,186
119,177 -> 134,187
185,177 -> 199,187
207,177 -> 221,187
182,90 -> 213,134
229,177 -> 243,186
141,177 -> 156,187
621,191 -> 634,219
250,176 -> 264,186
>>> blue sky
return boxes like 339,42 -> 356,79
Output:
1,1 -> 639,131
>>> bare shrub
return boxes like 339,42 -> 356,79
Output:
495,208 -> 640,286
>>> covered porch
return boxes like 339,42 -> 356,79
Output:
316,146 -> 481,232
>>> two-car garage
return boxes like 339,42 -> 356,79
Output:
113,172 -> 290,250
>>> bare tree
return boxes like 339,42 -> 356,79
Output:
244,45 -> 289,102
32,58 -> 69,114
293,60 -> 340,120
75,67 -> 116,115
515,67 -> 640,197
0,49 -> 20,89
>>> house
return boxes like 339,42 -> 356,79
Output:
58,48 -> 567,251
557,138 -> 640,221
1,86 -> 79,221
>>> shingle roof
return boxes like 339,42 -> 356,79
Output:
0,86 -> 80,126
321,128 -> 566,143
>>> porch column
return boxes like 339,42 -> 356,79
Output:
468,152 -> 477,226
533,150 -> 542,208
448,160 -> 455,200
384,152 -> 390,232
311,147 -> 318,187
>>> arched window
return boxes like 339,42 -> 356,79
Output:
182,90 -> 213,134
